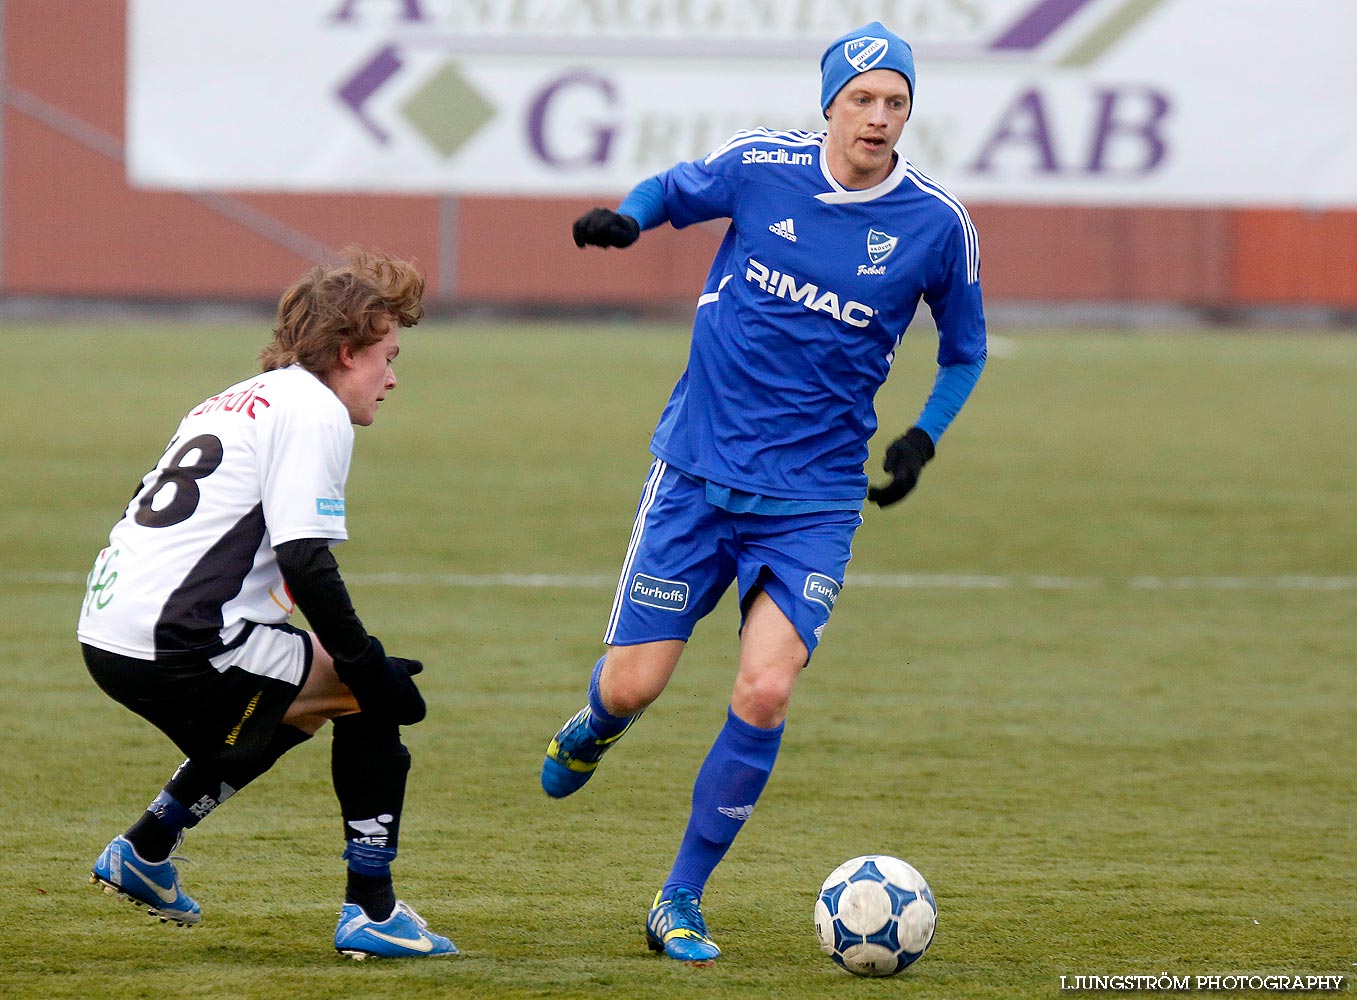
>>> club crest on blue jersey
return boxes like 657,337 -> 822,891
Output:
803,573 -> 841,611
867,229 -> 898,264
843,35 -> 889,74
630,573 -> 689,612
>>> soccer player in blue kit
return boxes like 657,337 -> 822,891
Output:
542,22 -> 987,964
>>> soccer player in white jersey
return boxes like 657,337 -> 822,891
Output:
541,22 -> 987,964
79,248 -> 458,959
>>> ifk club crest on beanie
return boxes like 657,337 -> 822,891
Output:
819,21 -> 916,118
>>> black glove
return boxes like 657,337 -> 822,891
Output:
867,426 -> 936,508
332,636 -> 426,726
573,208 -> 640,249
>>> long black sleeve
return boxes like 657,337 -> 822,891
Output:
274,537 -> 369,662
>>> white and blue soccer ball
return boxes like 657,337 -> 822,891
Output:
814,855 -> 937,977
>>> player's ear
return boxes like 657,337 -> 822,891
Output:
336,342 -> 357,370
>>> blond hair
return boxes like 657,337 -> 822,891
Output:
259,247 -> 425,374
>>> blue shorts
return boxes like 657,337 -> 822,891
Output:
604,460 -> 862,657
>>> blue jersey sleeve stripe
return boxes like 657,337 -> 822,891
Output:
905,165 -> 979,283
907,166 -> 979,283
904,165 -> 980,284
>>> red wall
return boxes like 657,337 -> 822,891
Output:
4,1 -> 1355,311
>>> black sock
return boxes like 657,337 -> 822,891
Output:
346,869 -> 396,921
125,810 -> 180,862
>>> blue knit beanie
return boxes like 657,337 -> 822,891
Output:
819,21 -> 915,118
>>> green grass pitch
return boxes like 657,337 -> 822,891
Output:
2,320 -> 1353,999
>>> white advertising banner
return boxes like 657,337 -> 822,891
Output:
127,0 -> 1357,206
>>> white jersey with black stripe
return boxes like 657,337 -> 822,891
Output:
78,365 -> 351,664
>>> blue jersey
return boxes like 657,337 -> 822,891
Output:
632,128 -> 986,502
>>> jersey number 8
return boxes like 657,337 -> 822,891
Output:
134,433 -> 224,529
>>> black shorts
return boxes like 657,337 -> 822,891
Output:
82,624 -> 313,766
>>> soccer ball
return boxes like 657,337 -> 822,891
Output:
814,855 -> 936,977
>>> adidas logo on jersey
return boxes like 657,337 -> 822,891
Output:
769,218 -> 797,242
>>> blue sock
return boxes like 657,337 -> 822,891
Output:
586,655 -> 633,739
148,787 -> 199,832
663,707 -> 783,898
343,840 -> 397,878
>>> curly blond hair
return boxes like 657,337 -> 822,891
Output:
259,247 -> 425,374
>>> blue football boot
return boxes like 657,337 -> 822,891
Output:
90,834 -> 201,927
541,706 -> 636,798
646,887 -> 721,964
334,900 -> 459,960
